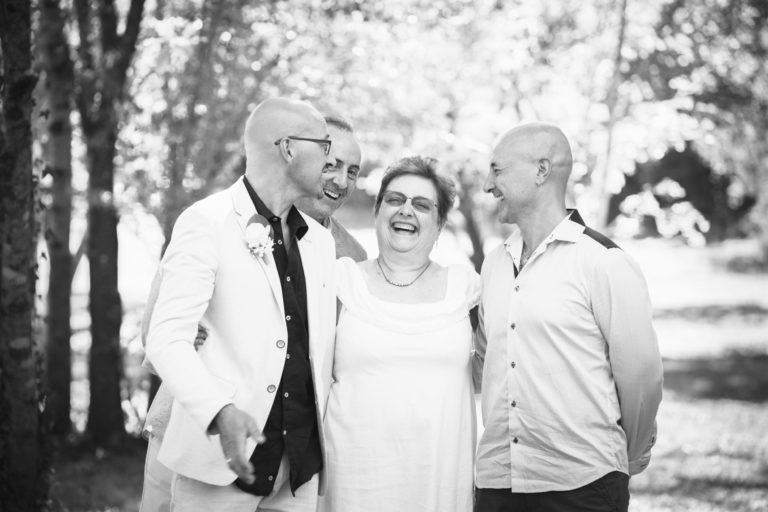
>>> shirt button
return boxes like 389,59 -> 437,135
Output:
267,385 -> 276,393
514,285 -> 520,292
285,315 -> 291,321
268,475 -> 274,481
511,401 -> 517,407
286,276 -> 292,282
510,361 -> 516,368
277,239 -> 283,245
276,340 -> 286,348
284,392 -> 290,398
510,323 -> 516,330
513,437 -> 519,444
282,430 -> 287,436
286,353 -> 291,360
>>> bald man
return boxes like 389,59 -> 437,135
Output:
143,98 -> 338,511
472,123 -> 663,512
139,115 -> 367,512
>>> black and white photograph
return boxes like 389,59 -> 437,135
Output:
1,0 -> 766,511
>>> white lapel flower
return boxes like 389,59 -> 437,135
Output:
244,220 -> 274,261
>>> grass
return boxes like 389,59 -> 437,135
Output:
49,440 -> 144,512
630,393 -> 768,511
49,237 -> 768,511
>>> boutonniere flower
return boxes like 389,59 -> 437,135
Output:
245,215 -> 274,262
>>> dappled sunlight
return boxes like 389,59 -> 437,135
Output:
4,0 -> 763,510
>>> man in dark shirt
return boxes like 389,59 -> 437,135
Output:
143,97 -> 339,511
139,114 -> 368,511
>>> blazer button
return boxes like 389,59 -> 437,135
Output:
267,385 -> 276,393
276,339 -> 286,349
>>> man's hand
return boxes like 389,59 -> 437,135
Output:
212,404 -> 264,484
193,324 -> 209,350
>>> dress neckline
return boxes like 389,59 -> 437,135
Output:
352,259 -> 451,306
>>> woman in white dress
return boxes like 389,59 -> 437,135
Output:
319,156 -> 480,512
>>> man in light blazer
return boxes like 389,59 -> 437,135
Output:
140,114 -> 367,512
144,97 -> 338,511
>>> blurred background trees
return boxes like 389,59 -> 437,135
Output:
1,0 -> 766,508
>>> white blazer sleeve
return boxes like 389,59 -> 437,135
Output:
145,205 -> 233,432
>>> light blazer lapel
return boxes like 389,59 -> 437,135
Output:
231,179 -> 284,313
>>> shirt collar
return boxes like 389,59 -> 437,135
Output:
503,209 -> 586,259
242,176 -> 308,240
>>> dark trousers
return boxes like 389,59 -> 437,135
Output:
475,471 -> 629,512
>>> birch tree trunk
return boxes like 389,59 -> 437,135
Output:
0,0 -> 45,508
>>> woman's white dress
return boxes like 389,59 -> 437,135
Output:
318,257 -> 481,512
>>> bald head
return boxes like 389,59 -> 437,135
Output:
241,98 -> 335,215
243,97 -> 327,164
495,122 -> 573,190
485,122 -> 574,225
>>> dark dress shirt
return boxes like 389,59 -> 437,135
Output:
236,177 -> 322,496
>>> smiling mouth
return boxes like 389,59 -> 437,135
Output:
391,222 -> 417,234
323,189 -> 341,201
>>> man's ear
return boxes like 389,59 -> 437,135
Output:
535,158 -> 551,185
278,139 -> 293,160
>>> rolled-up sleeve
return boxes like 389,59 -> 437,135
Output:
591,249 -> 663,475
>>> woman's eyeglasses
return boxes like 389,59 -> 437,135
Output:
382,191 -> 437,213
274,136 -> 332,155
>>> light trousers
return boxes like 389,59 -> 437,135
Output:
169,455 -> 319,512
140,433 -> 173,512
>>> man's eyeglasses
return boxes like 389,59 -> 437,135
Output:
382,191 -> 437,214
274,136 -> 332,156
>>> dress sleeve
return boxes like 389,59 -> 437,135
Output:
453,264 -> 481,310
334,256 -> 357,307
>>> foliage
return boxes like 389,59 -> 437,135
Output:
120,0 -> 768,253
627,0 -> 768,255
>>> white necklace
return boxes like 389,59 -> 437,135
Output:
376,257 -> 431,287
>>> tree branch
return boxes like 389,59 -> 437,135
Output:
72,0 -> 93,71
70,231 -> 88,284
115,0 -> 146,83
98,0 -> 119,52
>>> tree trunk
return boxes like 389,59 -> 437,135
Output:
72,0 -> 146,446
0,0 -> 45,508
456,169 -> 485,273
84,117 -> 126,446
757,152 -> 768,264
160,0 -> 226,254
592,0 -> 628,230
39,0 -> 75,437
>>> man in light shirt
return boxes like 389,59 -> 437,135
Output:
473,122 -> 663,512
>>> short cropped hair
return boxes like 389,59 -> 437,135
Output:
374,156 -> 456,227
324,115 -> 354,133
